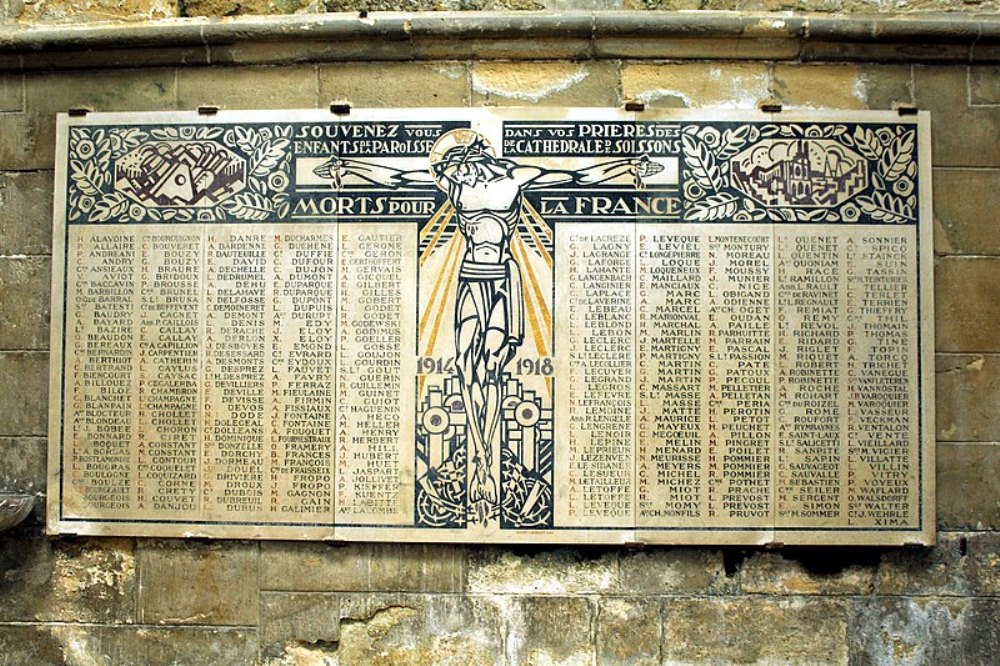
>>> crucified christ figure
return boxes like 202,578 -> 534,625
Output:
315,134 -> 663,525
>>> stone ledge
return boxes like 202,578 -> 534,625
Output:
0,11 -> 999,69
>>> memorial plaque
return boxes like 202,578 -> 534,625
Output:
47,108 -> 934,545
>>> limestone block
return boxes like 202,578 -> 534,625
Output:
0,74 -> 23,113
471,61 -> 619,106
23,68 -> 177,171
596,597 -> 660,666
621,62 -> 770,108
0,536 -> 135,623
0,624 -> 257,665
319,62 -> 470,107
771,64 -> 912,110
0,352 -> 48,436
661,598 -> 849,663
507,596 -> 595,665
914,66 -> 1000,168
177,65 -> 319,110
935,257 -> 1000,352
137,540 -> 260,625
0,436 -> 46,494
0,171 -> 54,256
618,547 -> 736,595
260,592 -> 340,661
878,531 -> 1000,596
0,114 -> 53,171
261,541 -> 464,592
467,547 -> 617,594
937,443 -> 1000,531
335,593 -> 502,666
849,597 -> 1000,665
936,354 -> 1000,442
969,65 -> 1000,105
740,549 -> 877,595
0,256 -> 50,350
933,169 -> 1000,256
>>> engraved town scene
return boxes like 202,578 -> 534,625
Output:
50,109 -> 932,544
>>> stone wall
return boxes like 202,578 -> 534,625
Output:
1,14 -> 999,665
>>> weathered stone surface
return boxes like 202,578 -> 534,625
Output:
936,257 -> 1000,352
23,68 -> 177,170
0,74 -> 23,113
467,547 -> 616,594
0,536 -> 135,623
261,541 -> 464,592
0,351 -> 47,436
137,540 -> 259,625
936,354 -> 1000,442
878,531 -> 1000,597
471,61 -> 619,106
661,598 -> 848,663
740,549 -> 876,595
18,0 -> 176,21
596,597 -> 660,665
0,113 -> 52,171
0,256 -> 50,350
0,624 -> 257,665
618,547 -> 735,595
933,169 -> 1000,256
0,171 -> 54,256
260,592 -> 340,660
177,64 -> 319,109
319,62 -> 470,107
915,66 -> 1000,168
771,63 -> 911,110
336,593 -> 502,666
937,443 -> 1000,531
507,596 -> 594,665
0,436 -> 46,494
850,597 -> 1000,665
184,0 -> 319,17
622,62 -> 770,108
970,65 -> 1000,105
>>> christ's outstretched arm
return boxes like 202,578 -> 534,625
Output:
511,155 -> 664,189
313,156 -> 435,188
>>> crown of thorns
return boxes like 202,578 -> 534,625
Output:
439,136 -> 491,167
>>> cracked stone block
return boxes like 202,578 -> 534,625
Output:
850,597 -> 1000,665
596,597 -> 660,665
337,593 -> 502,666
771,64 -> 911,110
622,62 -> 770,109
933,169 -> 1000,256
0,256 -> 50,350
914,66 -> 1000,168
936,257 -> 1000,352
618,547 -> 735,595
137,540 -> 259,626
507,596 -> 595,665
0,536 -> 135,623
471,61 -> 619,106
740,548 -> 877,595
661,598 -> 848,663
319,62 -> 470,107
878,531 -> 1000,596
937,354 -> 1000,442
0,352 -> 48,436
0,171 -> 53,256
177,65 -> 318,109
937,444 -> 1000,531
468,546 -> 616,595
260,592 -> 340,660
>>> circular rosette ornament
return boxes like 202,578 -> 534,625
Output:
841,202 -> 861,223
428,129 -> 495,191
